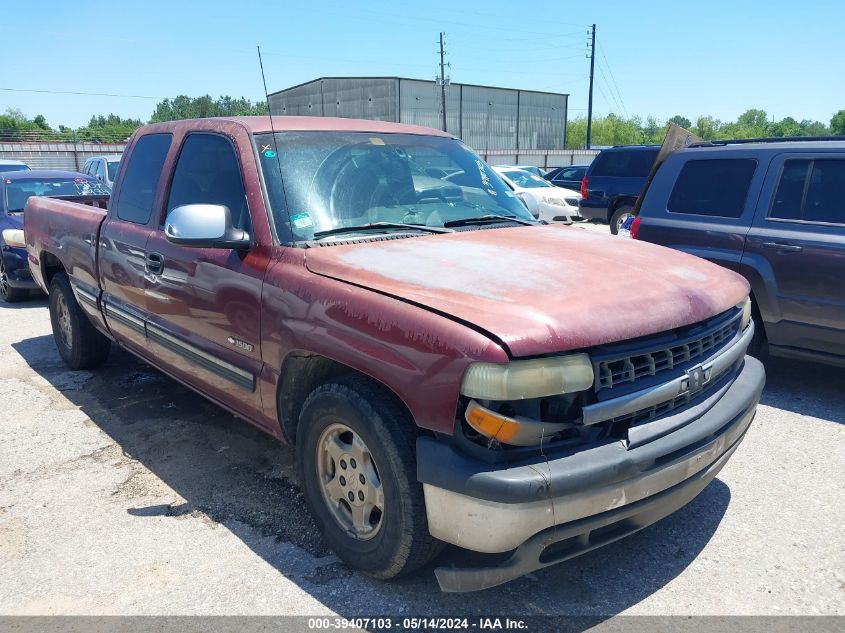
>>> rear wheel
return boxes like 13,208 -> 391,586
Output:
49,273 -> 111,370
0,259 -> 28,303
609,205 -> 635,235
296,376 -> 443,579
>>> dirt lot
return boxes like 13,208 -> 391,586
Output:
1,247 -> 843,617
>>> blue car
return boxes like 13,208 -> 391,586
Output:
1,170 -> 110,302
578,145 -> 659,234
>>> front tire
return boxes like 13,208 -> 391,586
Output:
49,273 -> 111,370
0,259 -> 28,303
296,377 -> 443,579
609,205 -> 635,235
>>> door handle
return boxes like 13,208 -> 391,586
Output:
145,252 -> 165,274
762,242 -> 803,253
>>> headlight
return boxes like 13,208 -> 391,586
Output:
1,229 -> 26,249
737,296 -> 752,330
461,354 -> 594,400
541,196 -> 566,207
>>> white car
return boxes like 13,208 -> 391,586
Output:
492,166 -> 582,223
82,154 -> 123,188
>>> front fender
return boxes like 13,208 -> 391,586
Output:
260,249 -> 508,435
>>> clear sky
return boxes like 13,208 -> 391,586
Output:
2,0 -> 843,129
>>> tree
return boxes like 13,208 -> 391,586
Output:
831,110 -> 845,136
668,115 -> 692,129
149,94 -> 266,122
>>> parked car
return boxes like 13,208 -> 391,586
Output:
1,170 -> 109,302
579,145 -> 660,234
496,164 -> 546,178
25,116 -> 763,592
82,154 -> 122,188
493,166 -> 582,223
0,159 -> 31,173
545,164 -> 589,190
632,138 -> 845,366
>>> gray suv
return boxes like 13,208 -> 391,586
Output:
633,138 -> 845,367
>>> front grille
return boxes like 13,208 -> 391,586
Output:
565,197 -> 580,206
593,308 -> 741,393
607,364 -> 735,427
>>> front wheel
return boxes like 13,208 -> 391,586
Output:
610,205 -> 635,235
49,273 -> 111,370
0,259 -> 28,303
296,377 -> 443,579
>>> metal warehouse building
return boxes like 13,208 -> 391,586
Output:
268,77 -> 569,153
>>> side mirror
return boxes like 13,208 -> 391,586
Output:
164,204 -> 250,249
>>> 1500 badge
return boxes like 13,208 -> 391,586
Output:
227,336 -> 254,352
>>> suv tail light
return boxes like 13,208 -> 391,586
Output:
630,216 -> 641,239
580,176 -> 588,199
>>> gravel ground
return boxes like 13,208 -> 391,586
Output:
0,266 -> 843,617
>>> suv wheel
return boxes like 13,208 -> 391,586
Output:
296,377 -> 443,579
610,205 -> 635,235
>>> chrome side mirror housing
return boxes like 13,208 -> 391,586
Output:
164,204 -> 250,249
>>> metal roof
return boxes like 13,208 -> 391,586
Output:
269,76 -> 569,98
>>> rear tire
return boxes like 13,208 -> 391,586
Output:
49,273 -> 111,370
296,376 -> 443,579
609,205 -> 635,235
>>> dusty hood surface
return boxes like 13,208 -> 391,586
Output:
305,225 -> 750,357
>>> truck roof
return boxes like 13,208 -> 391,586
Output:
141,116 -> 454,138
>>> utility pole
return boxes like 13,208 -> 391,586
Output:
439,32 -> 448,132
586,23 -> 596,149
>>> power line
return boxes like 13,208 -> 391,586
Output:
597,44 -> 629,118
1,87 -> 157,99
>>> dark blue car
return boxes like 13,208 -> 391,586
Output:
578,145 -> 659,234
1,170 -> 110,302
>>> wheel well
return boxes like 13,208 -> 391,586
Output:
749,291 -> 767,342
276,352 -> 413,445
41,252 -> 65,286
608,198 -> 636,221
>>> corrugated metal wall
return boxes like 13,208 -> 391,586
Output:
0,142 -> 126,171
518,91 -> 567,151
398,78 -> 460,135
268,78 -> 568,151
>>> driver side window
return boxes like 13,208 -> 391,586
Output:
166,133 -> 252,235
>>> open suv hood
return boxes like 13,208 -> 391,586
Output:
304,225 -> 750,358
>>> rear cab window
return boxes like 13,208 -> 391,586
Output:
770,158 -> 845,225
114,134 -> 172,224
667,159 -> 757,218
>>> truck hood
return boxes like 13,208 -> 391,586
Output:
304,225 -> 750,357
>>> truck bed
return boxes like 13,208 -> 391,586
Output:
24,195 -> 109,298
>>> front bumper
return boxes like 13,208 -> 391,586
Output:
418,355 -> 765,591
537,201 -> 580,224
2,247 -> 39,290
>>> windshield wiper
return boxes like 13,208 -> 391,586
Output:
312,222 -> 453,240
444,214 -> 536,228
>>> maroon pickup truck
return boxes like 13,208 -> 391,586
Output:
24,116 -> 764,592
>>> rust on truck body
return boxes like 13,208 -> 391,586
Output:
305,224 -> 750,358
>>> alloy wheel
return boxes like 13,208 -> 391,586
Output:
316,422 -> 385,540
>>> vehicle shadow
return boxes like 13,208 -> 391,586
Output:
12,334 -> 730,623
759,354 -> 845,424
0,295 -> 47,310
